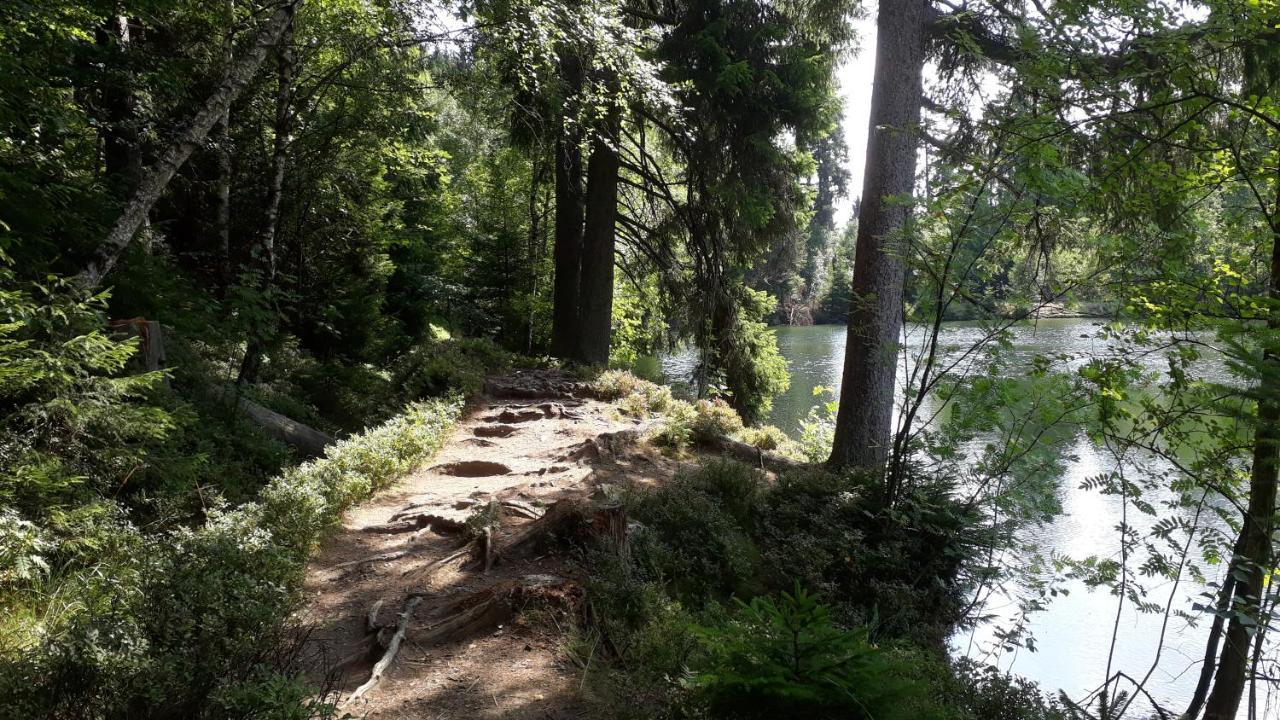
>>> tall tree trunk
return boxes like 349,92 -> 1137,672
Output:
96,14 -> 142,193
1184,535 -> 1244,719
74,0 -> 302,292
827,0 -> 927,482
214,0 -> 236,288
239,8 -> 296,385
574,116 -> 620,366
1201,179 -> 1280,720
550,57 -> 586,359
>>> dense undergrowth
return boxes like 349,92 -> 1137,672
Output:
565,432 -> 1077,719
0,273 -> 486,719
0,283 -> 1070,720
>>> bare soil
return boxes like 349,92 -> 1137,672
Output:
296,370 -> 684,719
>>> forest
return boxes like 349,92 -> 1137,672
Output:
1,0 -> 1279,718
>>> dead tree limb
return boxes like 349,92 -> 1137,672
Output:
344,594 -> 422,706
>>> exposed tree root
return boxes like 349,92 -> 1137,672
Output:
413,575 -> 581,646
555,429 -> 641,464
400,542 -> 476,579
483,408 -> 546,424
491,498 -> 623,563
333,546 -> 423,570
499,499 -> 542,520
475,424 -> 520,438
371,512 -> 468,535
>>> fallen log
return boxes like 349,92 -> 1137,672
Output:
708,434 -> 806,472
215,385 -> 333,457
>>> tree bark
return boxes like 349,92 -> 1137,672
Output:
574,115 -> 620,366
1184,536 -> 1243,720
550,57 -> 586,359
1201,177 -> 1280,720
827,0 -> 926,480
238,9 -> 295,386
96,15 -> 143,193
214,0 -> 236,288
74,0 -> 302,292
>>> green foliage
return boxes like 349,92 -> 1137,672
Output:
0,267 -> 461,718
685,586 -> 942,720
629,460 -> 766,601
702,287 -> 791,424
734,424 -> 802,458
938,658 -> 1072,720
797,385 -> 839,462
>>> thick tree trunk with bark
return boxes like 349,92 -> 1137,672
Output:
74,0 -> 302,292
574,116 -> 620,366
1201,191 -> 1280,720
550,57 -> 585,359
827,0 -> 927,479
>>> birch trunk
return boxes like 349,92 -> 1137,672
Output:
75,0 -> 302,291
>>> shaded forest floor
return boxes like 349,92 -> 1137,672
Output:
296,369 -> 690,719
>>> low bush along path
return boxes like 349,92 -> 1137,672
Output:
297,369 -> 679,719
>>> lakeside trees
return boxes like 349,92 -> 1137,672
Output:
2,0 -> 1280,717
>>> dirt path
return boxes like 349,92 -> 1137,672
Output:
297,370 -> 678,719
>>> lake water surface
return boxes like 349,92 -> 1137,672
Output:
657,320 -> 1275,719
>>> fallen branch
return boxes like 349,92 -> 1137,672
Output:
366,600 -> 385,632
344,595 -> 422,706
213,384 -> 333,457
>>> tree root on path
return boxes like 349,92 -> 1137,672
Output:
343,576 -> 583,706
400,541 -> 476,579
333,546 -> 424,570
366,512 -> 468,536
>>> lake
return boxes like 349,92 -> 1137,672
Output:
657,320 -> 1275,719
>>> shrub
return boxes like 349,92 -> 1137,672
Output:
574,549 -> 705,719
649,399 -> 697,449
628,460 -> 766,601
393,336 -> 512,398
0,393 -> 462,718
691,398 -> 744,442
685,586 -> 943,720
592,368 -> 648,400
734,424 -> 803,459
757,469 -> 978,643
940,658 -> 1072,720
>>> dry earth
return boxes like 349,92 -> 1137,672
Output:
296,370 -> 685,719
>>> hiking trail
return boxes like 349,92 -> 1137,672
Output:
297,369 -> 683,719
